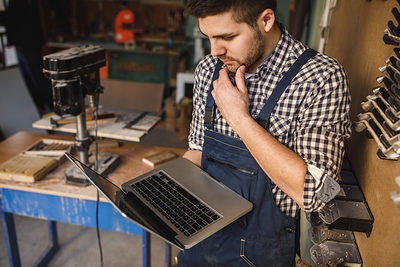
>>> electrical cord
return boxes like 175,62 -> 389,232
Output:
94,101 -> 104,267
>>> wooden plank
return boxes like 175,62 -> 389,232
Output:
0,155 -> 58,183
324,1 -> 400,266
32,111 -> 160,142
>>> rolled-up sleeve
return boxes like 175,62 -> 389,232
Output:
188,56 -> 217,151
294,62 -> 352,212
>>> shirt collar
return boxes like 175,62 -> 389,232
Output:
246,23 -> 294,78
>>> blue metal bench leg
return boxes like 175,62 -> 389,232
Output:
35,220 -> 59,267
165,243 -> 171,267
0,198 -> 21,267
142,229 -> 151,267
0,199 -> 59,267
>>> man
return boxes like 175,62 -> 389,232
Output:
179,0 -> 351,266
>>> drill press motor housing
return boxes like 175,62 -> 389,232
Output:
43,45 -> 120,185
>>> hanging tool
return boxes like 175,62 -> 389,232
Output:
373,86 -> 400,113
377,75 -> 400,96
384,0 -> 400,45
389,55 -> 400,72
361,96 -> 400,131
388,6 -> 400,37
384,29 -> 400,46
388,65 -> 400,85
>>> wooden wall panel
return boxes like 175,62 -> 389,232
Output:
324,1 -> 400,266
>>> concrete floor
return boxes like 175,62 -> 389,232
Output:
0,67 -> 188,267
0,215 -> 167,267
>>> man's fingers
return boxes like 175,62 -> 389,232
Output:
235,65 -> 247,93
218,67 -> 230,82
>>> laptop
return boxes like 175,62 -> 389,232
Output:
65,153 -> 253,250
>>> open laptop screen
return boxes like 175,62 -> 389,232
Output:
65,153 -> 183,249
68,156 -> 121,203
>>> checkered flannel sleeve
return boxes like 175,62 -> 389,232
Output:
295,59 -> 352,213
188,58 -> 213,151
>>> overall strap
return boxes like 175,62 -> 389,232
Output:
256,48 -> 317,129
204,59 -> 224,128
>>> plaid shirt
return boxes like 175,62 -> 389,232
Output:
188,26 -> 352,217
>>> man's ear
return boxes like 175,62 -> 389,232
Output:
258,9 -> 275,33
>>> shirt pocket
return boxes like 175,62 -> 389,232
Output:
267,115 -> 293,145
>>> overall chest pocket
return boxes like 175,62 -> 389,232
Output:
204,155 -> 258,204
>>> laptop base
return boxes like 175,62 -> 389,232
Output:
64,153 -> 120,186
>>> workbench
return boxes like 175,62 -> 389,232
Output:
0,131 -> 186,267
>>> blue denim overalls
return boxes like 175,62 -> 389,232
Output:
178,49 -> 317,267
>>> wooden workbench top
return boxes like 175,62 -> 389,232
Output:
0,131 -> 186,201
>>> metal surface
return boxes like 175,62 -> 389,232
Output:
354,118 -> 400,160
43,45 -> 120,185
0,196 -> 21,267
75,106 -> 89,164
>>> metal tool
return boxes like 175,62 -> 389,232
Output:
355,112 -> 400,160
388,6 -> 400,37
335,184 -> 365,202
43,45 -> 120,185
123,111 -> 148,129
359,109 -> 400,143
309,223 -> 355,246
389,55 -> 400,72
377,75 -> 400,96
384,29 -> 400,45
384,65 -> 400,84
310,240 -> 362,267
318,199 -> 374,237
362,95 -> 400,131
373,87 -> 400,114
394,47 -> 400,59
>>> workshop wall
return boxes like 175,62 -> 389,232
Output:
38,0 -> 185,43
324,0 -> 400,266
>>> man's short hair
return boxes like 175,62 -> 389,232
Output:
184,0 -> 277,28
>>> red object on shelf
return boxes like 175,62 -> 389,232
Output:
114,9 -> 135,44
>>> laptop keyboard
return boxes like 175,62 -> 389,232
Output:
131,171 -> 220,237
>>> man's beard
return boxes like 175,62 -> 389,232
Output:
222,28 -> 265,78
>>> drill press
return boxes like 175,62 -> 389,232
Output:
43,45 -> 120,185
